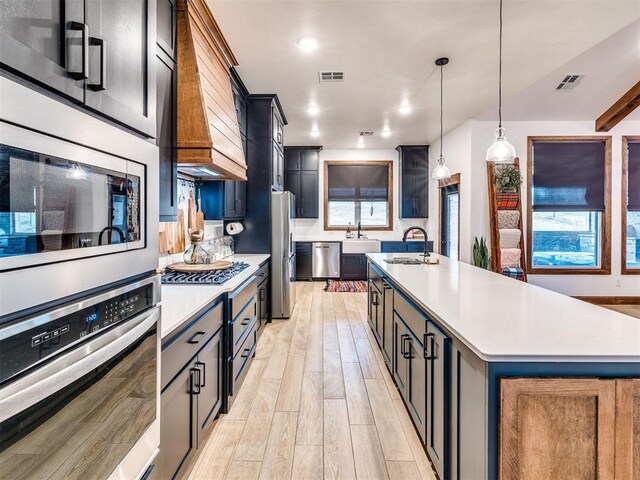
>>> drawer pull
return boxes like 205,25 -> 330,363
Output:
241,347 -> 251,359
188,331 -> 206,344
241,317 -> 251,326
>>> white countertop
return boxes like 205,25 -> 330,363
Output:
367,253 -> 640,363
160,254 -> 270,340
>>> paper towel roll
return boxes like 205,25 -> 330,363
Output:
226,222 -> 244,235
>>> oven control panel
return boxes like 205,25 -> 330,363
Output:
1,283 -> 155,385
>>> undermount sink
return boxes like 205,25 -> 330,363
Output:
342,238 -> 381,254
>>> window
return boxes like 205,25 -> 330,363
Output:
324,161 -> 393,230
527,137 -> 611,274
623,136 -> 640,274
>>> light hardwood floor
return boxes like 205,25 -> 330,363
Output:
188,282 -> 437,480
602,304 -> 640,319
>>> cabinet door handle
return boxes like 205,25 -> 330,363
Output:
195,361 -> 206,387
188,331 -> 206,344
300,207 -> 304,216
190,368 -> 201,395
68,22 -> 89,80
402,335 -> 412,359
371,292 -> 379,306
277,132 -> 282,144
88,37 -> 106,91
423,332 -> 435,360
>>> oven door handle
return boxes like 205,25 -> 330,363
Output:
0,306 -> 160,423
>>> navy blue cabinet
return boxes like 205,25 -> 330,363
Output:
284,147 -> 321,219
381,241 -> 434,253
341,254 -> 367,280
397,146 -> 429,219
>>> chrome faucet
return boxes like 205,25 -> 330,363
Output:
402,226 -> 430,257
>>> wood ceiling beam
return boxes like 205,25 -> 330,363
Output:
595,80 -> 640,132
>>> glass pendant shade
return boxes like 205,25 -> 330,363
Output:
432,156 -> 451,180
486,127 -> 516,163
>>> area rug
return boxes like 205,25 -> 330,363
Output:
324,280 -> 368,293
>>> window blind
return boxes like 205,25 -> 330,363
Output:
628,141 -> 640,211
532,141 -> 606,212
327,164 -> 389,202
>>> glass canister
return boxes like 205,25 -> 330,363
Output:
184,231 -> 208,264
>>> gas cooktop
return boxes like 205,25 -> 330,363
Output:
161,261 -> 250,285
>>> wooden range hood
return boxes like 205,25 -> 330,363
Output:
176,0 -> 246,180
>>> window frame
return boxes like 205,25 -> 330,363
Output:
622,135 -> 640,275
323,160 -> 394,231
526,136 -> 612,275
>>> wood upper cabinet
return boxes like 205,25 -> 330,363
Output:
0,0 -> 155,137
615,379 -> 640,480
176,0 -> 246,180
500,378 -> 617,480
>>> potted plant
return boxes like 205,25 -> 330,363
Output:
495,165 -> 522,209
473,236 -> 489,270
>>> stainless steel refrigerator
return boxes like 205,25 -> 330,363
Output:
271,191 -> 296,318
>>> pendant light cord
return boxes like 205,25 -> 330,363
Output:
440,64 -> 444,160
498,0 -> 503,129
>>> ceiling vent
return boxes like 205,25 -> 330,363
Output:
319,71 -> 345,83
360,131 -> 374,136
555,74 -> 585,92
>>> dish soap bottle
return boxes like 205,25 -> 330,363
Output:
346,223 -> 354,239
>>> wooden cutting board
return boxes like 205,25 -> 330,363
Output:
166,260 -> 233,272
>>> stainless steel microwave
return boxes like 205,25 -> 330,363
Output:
0,142 -> 145,270
0,77 -> 159,318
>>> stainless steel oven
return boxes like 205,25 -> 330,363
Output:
0,77 -> 159,317
0,275 -> 161,480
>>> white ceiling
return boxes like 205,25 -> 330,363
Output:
208,0 -> 640,148
480,18 -> 640,122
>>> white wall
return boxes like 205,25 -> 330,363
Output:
430,118 -> 640,296
428,121 -> 474,263
294,148 -> 428,241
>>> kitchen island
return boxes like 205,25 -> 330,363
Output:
366,252 -> 640,480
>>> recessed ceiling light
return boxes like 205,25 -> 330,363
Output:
307,104 -> 320,116
399,104 -> 412,115
297,36 -> 318,52
381,128 -> 391,138
310,128 -> 320,138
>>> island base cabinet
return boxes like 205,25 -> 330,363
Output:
499,378 -> 617,480
425,322 -> 449,480
450,345 -> 488,480
615,379 -> 640,480
405,330 -> 427,443
381,282 -> 394,367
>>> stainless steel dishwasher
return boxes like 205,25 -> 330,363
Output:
312,242 -> 341,278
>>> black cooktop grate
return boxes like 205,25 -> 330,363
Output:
161,261 -> 250,285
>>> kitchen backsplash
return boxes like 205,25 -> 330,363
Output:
293,218 -> 428,241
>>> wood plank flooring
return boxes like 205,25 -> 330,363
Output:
188,282 -> 436,480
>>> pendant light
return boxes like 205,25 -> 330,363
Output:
432,57 -> 451,181
486,0 -> 516,164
